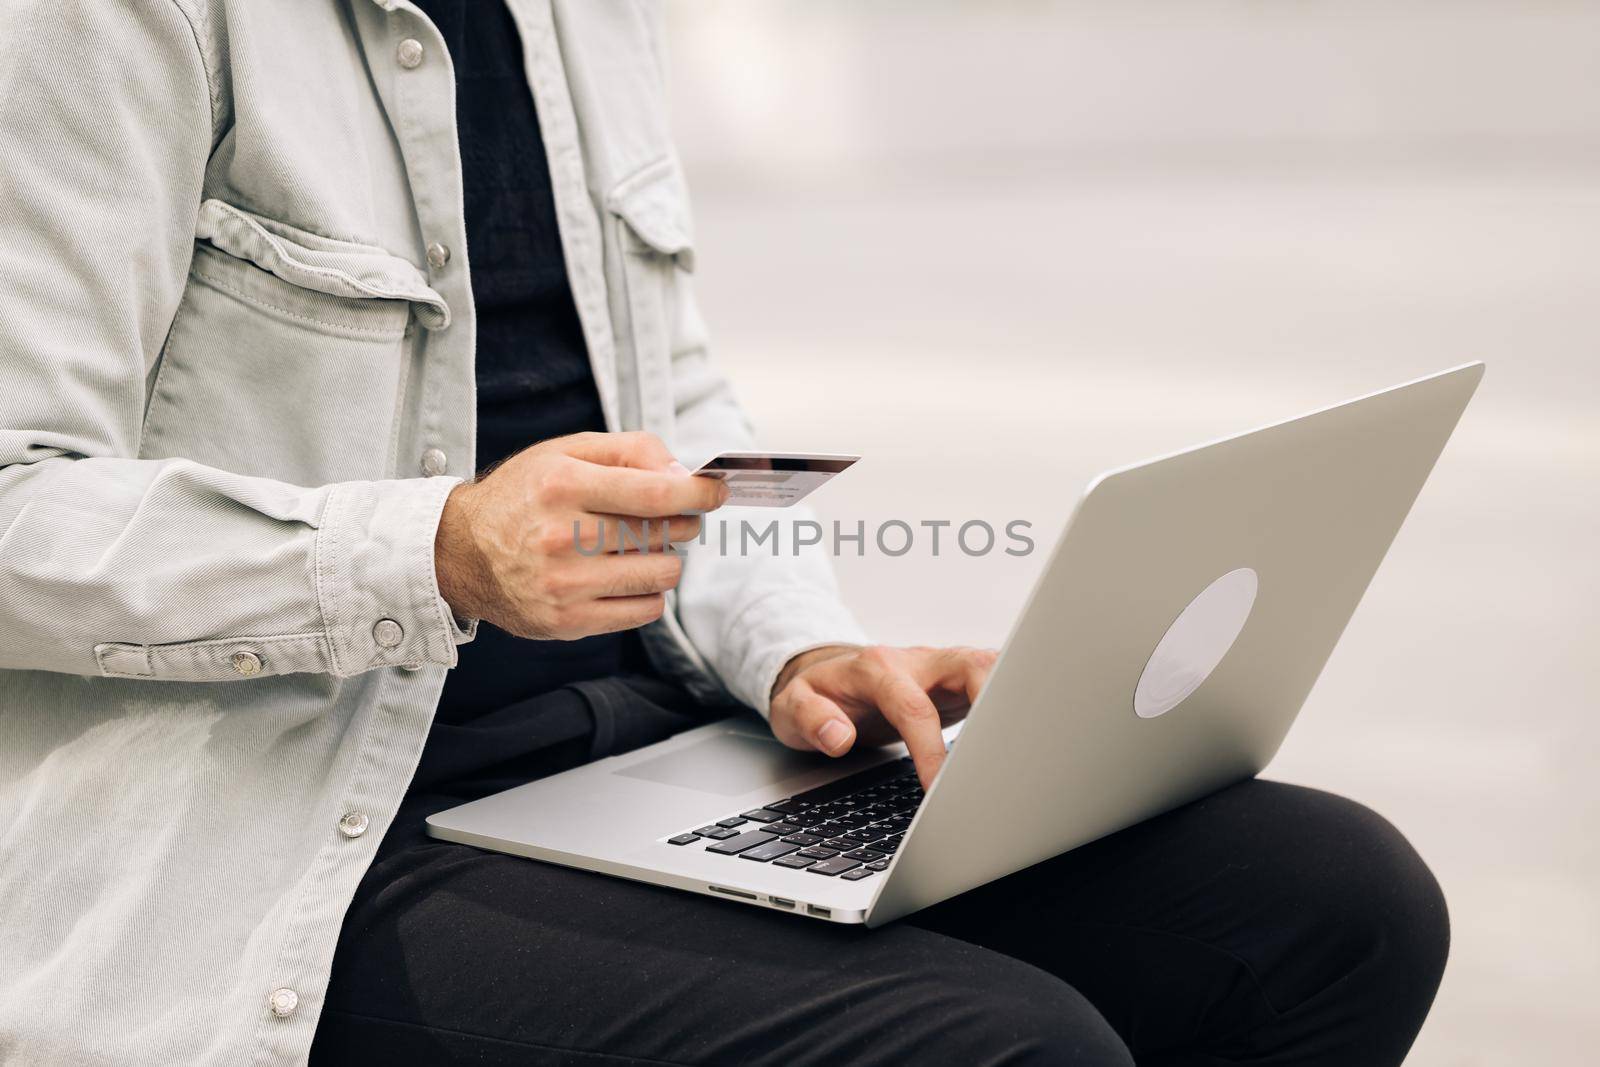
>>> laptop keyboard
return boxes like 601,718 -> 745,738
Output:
666,757 -> 923,881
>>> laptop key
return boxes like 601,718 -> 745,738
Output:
805,856 -> 863,876
822,838 -> 857,852
843,849 -> 884,862
716,817 -> 748,829
790,760 -> 909,806
767,799 -> 812,816
694,826 -> 739,840
865,859 -> 890,870
706,830 -> 778,855
782,833 -> 823,847
740,809 -> 784,823
667,833 -> 700,846
841,868 -> 876,881
773,855 -> 817,869
797,847 -> 839,859
740,839 -> 802,863
762,822 -> 801,837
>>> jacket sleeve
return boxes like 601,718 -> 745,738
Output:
0,2 -> 468,682
665,274 -> 870,715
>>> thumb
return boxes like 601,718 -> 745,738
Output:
781,681 -> 857,757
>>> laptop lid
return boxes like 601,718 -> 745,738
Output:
867,364 -> 1484,925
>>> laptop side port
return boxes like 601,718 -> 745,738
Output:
708,885 -> 758,901
806,904 -> 832,918
768,896 -> 795,910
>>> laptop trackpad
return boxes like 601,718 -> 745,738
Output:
614,732 -> 821,796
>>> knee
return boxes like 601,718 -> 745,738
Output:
1010,986 -> 1135,1067
921,960 -> 1134,1067
1286,789 -> 1451,1003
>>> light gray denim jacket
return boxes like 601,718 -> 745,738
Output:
0,2 -> 866,1062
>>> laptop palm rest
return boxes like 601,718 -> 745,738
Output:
612,732 -> 822,796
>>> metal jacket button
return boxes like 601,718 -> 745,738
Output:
420,448 -> 448,476
338,811 -> 370,839
396,38 -> 424,69
268,987 -> 298,1018
426,242 -> 451,270
373,618 -> 404,648
231,651 -> 263,676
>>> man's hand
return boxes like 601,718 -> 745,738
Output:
768,645 -> 999,790
434,431 -> 727,640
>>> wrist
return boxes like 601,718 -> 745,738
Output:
433,481 -> 489,622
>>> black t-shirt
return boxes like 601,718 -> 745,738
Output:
412,0 -> 652,768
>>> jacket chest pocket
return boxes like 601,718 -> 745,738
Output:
140,200 -> 449,486
605,160 -> 696,438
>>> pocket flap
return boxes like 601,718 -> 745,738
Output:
605,159 -> 696,272
195,199 -> 451,329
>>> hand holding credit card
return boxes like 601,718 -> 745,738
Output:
693,452 -> 859,507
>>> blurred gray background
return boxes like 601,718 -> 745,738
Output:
661,2 -> 1598,1063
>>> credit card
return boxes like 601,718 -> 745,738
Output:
693,452 -> 859,508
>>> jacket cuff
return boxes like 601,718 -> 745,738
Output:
718,590 -> 871,717
314,476 -> 471,677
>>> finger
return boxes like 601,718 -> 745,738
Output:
861,659 -> 948,790
917,647 -> 1000,710
555,430 -> 677,471
574,513 -> 702,553
560,593 -> 667,637
774,678 -> 857,756
581,552 -> 684,599
601,515 -> 700,556
576,464 -> 728,518
958,648 -> 1000,705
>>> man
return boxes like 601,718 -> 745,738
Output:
0,2 -> 1449,1064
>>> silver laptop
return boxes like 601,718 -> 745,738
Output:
427,363 -> 1483,925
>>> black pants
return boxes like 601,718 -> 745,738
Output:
313,707 -> 1448,1065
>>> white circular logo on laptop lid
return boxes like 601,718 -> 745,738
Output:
1133,567 -> 1258,719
